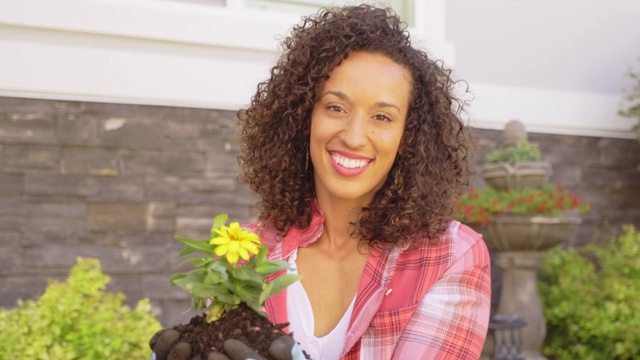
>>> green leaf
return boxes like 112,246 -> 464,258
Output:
268,274 -> 302,297
211,214 -> 229,237
188,283 -> 229,299
169,273 -> 187,286
203,269 -> 225,285
259,283 -> 273,305
171,270 -> 206,290
210,289 -> 241,305
255,259 -> 290,275
179,257 -> 210,268
178,247 -> 195,257
229,266 -> 264,285
256,246 -> 268,264
175,236 -> 214,256
236,283 -> 262,310
207,261 -> 228,281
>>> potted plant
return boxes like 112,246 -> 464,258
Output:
457,183 -> 591,358
151,214 -> 302,360
455,183 -> 591,251
470,121 -> 592,359
480,140 -> 553,190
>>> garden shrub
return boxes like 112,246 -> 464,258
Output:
483,140 -> 543,164
0,257 -> 162,359
539,225 -> 640,359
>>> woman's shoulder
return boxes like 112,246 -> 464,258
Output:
400,220 -> 487,264
446,220 -> 486,254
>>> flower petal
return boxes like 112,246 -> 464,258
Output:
226,251 -> 239,264
244,233 -> 261,244
238,247 -> 249,261
229,222 -> 242,232
214,244 -> 229,257
241,242 -> 260,255
210,236 -> 229,245
228,241 -> 240,252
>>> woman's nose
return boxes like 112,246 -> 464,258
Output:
340,113 -> 368,148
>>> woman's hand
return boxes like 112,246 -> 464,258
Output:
149,328 -> 306,360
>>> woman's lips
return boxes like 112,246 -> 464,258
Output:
330,151 -> 372,176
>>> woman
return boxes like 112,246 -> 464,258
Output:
239,4 -> 491,360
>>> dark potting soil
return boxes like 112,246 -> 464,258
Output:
173,303 -> 288,359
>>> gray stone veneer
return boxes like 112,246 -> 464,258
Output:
1,96 -> 639,326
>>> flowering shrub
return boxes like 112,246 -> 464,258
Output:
170,214 -> 300,322
455,183 -> 591,226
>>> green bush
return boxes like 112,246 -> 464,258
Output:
484,140 -> 543,164
0,257 -> 162,359
539,225 -> 640,359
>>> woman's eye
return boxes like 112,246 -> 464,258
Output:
327,105 -> 344,113
374,114 -> 392,122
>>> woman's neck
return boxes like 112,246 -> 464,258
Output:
315,194 -> 368,252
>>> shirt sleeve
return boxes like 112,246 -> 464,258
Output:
392,233 -> 492,360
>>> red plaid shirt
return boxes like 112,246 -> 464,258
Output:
250,204 -> 491,360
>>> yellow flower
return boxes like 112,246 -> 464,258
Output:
210,222 -> 261,265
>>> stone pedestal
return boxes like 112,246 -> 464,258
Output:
494,252 -> 546,360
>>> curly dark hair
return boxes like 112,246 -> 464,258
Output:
238,4 -> 472,248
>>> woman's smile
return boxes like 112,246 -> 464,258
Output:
330,151 -> 372,176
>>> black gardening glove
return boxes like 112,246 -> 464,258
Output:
149,328 -> 305,360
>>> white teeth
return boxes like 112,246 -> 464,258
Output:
332,154 -> 369,169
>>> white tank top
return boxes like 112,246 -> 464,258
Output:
286,248 -> 356,360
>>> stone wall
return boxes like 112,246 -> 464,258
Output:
1,96 -> 639,327
0,97 -> 257,326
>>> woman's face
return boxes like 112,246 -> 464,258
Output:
310,51 -> 411,206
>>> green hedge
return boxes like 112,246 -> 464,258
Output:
0,257 -> 162,359
539,225 -> 640,359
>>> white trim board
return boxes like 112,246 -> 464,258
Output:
467,83 -> 634,139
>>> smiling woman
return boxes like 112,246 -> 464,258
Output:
152,4 -> 491,360
234,5 -> 491,360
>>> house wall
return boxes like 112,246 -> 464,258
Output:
2,0 -> 638,138
2,96 -> 639,326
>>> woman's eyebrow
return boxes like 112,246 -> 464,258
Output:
375,101 -> 401,113
321,90 -> 348,100
321,91 -> 401,113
